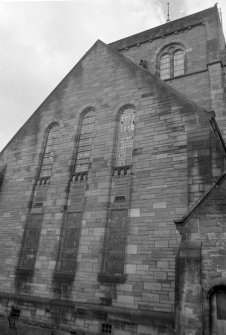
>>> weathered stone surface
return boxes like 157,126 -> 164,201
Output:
1,4 -> 226,335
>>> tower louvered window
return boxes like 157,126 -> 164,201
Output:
116,107 -> 135,167
40,124 -> 59,179
74,110 -> 95,173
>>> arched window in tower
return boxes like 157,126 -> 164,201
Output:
39,124 -> 59,179
158,45 -> 185,79
173,50 -> 185,77
116,107 -> 135,167
160,54 -> 171,80
74,109 -> 95,173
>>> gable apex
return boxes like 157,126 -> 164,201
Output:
0,36 -> 220,156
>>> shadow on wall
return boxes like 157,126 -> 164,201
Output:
0,317 -> 72,335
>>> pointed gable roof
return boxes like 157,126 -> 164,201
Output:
0,37 -> 221,156
101,39 -> 215,120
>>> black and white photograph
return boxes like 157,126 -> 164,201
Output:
1,0 -> 226,334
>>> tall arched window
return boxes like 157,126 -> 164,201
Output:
54,109 -> 95,280
159,45 -> 185,79
74,109 -> 95,173
39,124 -> 59,179
116,107 -> 135,167
98,106 -> 135,283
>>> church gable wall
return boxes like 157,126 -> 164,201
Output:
0,41 -> 224,334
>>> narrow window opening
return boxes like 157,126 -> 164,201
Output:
104,210 -> 127,276
55,212 -> 82,276
173,50 -> 184,77
34,202 -> 43,208
160,54 -> 170,79
116,107 -> 135,167
39,124 -> 59,179
19,214 -> 43,270
216,290 -> 226,320
0,165 -> 6,192
74,110 -> 95,174
101,323 -> 112,334
114,195 -> 126,202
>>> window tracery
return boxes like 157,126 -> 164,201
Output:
159,45 -> 185,79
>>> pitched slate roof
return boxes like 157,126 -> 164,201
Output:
109,5 -> 218,51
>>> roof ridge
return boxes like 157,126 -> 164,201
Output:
109,5 -> 218,50
0,37 -> 217,157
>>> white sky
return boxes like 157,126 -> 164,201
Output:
1,0 -> 226,152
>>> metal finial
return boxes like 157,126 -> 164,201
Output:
166,2 -> 170,22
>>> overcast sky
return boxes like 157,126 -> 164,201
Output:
1,0 -> 226,152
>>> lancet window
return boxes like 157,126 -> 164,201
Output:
115,107 -> 135,167
74,109 -> 95,174
39,124 -> 59,179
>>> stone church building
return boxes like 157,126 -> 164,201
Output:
1,4 -> 226,335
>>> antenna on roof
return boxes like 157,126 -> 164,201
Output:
166,2 -> 170,22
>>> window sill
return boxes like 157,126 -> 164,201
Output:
36,177 -> 50,185
15,267 -> 34,277
53,271 -> 75,282
98,273 -> 127,284
72,171 -> 88,181
112,165 -> 131,177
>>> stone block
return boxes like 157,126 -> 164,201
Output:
126,245 -> 137,255
144,282 -> 161,290
125,264 -> 136,274
117,295 -> 134,304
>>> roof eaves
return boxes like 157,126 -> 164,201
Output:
174,170 -> 226,227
